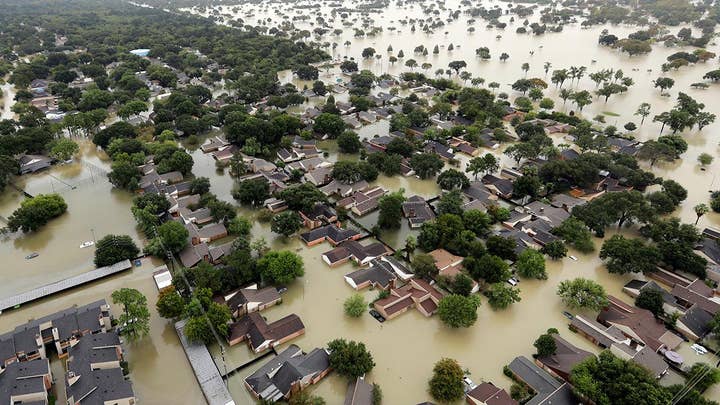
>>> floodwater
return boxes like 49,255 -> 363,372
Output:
0,0 -> 718,403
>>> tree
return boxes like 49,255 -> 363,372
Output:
337,130 -> 361,153
635,103 -> 651,125
685,362 -> 720,393
486,235 -> 518,261
512,175 -> 542,198
7,193 -> 67,232
412,253 -> 438,280
233,178 -> 270,206
377,191 -> 406,229
534,333 -> 557,357
404,59 -> 418,70
463,209 -> 492,238
437,294 -> 480,328
313,113 -> 346,138
332,160 -> 378,183
437,169 -> 469,190
156,286 -> 185,319
486,283 -> 521,310
698,153 -> 714,167
466,153 -> 498,179
288,392 -> 326,405
344,294 -> 367,317
277,183 -> 327,212
448,60 -> 467,74
570,352 -> 672,405
295,64 -> 319,80
557,278 -> 608,310
410,153 -> 443,179
327,339 -> 375,379
112,288 -> 150,341
271,211 -> 302,237
694,203 -> 709,225
436,189 -> 464,216
155,220 -> 189,253
361,47 -> 376,58
258,250 -> 304,285
635,289 -> 664,318
428,358 -> 465,403
599,235 -> 660,274
94,234 -> 139,267
465,254 -> 510,283
571,90 -> 592,111
516,249 -> 547,280
541,240 -> 567,259
653,77 -> 675,94
48,138 -> 79,161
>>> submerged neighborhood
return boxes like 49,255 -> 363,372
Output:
1,0 -> 720,404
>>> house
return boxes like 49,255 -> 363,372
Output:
300,224 -> 361,247
200,136 -> 229,153
152,265 -> 173,291
336,187 -> 387,216
622,280 -> 678,315
429,249 -> 478,293
286,156 -> 332,173
670,280 -> 720,315
18,155 -> 53,175
185,221 -> 228,245
221,285 -> 281,317
466,382 -> 517,405
373,279 -> 444,320
464,182 -> 498,206
65,331 -> 135,405
322,240 -> 390,267
300,203 -> 337,229
676,305 -> 715,341
0,358 -> 52,405
228,312 -> 305,352
449,137 -> 480,157
597,296 -> 683,351
178,241 -> 233,268
345,376 -> 374,405
264,198 -> 288,213
481,175 -> 514,199
402,196 -> 436,228
167,194 -> 200,215
211,145 -> 239,162
702,227 -> 720,241
244,345 -> 330,402
344,261 -> 397,290
535,335 -> 593,381
506,356 -> 579,405
305,167 -> 333,186
568,315 -> 668,377
424,140 -> 455,161
376,256 -> 415,281
320,180 -> 369,198
549,194 -> 586,211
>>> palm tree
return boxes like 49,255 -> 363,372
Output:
521,62 -> 530,77
694,204 -> 709,225
543,62 -> 552,76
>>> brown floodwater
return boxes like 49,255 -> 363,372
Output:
1,0 -> 719,402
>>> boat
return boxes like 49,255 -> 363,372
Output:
79,241 -> 95,248
25,252 -> 39,260
569,255 -> 578,261
563,311 -> 574,320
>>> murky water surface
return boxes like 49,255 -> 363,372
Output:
2,0 -> 720,403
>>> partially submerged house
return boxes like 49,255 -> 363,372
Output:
466,382 -> 517,405
506,356 -> 579,405
244,345 -> 330,402
402,196 -> 436,228
18,155 -> 53,175
220,284 -> 282,317
0,358 -> 52,405
322,240 -> 390,267
344,261 -> 397,291
228,312 -> 305,352
300,224 -> 361,247
429,248 -> 478,293
535,335 -> 593,381
337,187 -> 387,217
345,376 -> 374,405
373,279 -> 443,320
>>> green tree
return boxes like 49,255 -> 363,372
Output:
635,289 -> 664,317
557,278 -> 608,310
412,253 -> 438,280
428,358 -> 465,403
94,234 -> 139,267
694,203 -> 709,225
486,283 -> 521,310
466,153 -> 498,179
258,250 -> 304,285
534,333 -> 557,357
155,220 -> 189,253
313,113 -> 346,138
156,286 -> 185,319
486,235 -> 518,261
344,294 -> 367,318
377,191 -> 406,229
48,138 -> 79,161
541,240 -> 568,259
7,193 -> 67,232
437,294 -> 480,328
437,169 -> 470,190
409,153 -> 443,179
436,189 -> 464,216
112,288 -> 150,341
271,211 -> 302,237
277,183 -> 328,212
516,249 -> 547,280
465,254 -> 510,283
337,130 -> 362,153
600,235 -> 660,274
327,339 -> 375,379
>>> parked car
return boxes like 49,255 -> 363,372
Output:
369,309 -> 386,323
507,277 -> 519,286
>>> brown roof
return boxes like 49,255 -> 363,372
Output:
597,296 -> 672,351
428,248 -> 462,271
467,382 -> 517,405
381,296 -> 415,316
419,298 -> 438,314
537,335 -> 593,378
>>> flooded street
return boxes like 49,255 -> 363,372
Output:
0,0 -> 719,403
